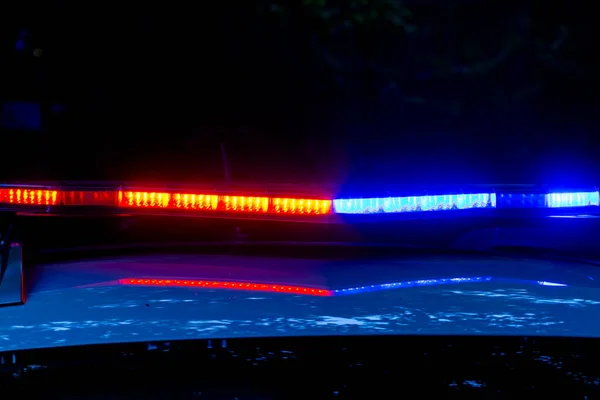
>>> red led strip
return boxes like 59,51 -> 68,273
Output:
0,187 -> 333,216
0,188 -> 59,206
0,188 -> 114,207
118,191 -> 332,215
120,278 -> 333,296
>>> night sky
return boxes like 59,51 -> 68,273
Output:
0,1 -> 598,186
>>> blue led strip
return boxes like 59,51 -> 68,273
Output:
333,193 -> 496,214
546,191 -> 600,208
333,277 -> 566,296
334,277 -> 492,295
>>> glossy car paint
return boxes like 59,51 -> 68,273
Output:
2,253 -> 600,351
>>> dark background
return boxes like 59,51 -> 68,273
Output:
0,0 -> 597,187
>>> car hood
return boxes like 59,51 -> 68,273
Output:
2,252 -> 600,351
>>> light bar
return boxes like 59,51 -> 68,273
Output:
333,193 -> 495,214
1,184 -> 599,218
120,278 -> 333,296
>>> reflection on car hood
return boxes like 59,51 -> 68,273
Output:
2,253 -> 600,350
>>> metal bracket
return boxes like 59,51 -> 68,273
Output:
0,242 -> 24,307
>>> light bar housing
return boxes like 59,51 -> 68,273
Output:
1,183 -> 599,222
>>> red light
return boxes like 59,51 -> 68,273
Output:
272,197 -> 331,215
118,191 -> 332,215
118,191 -> 218,210
0,188 -> 58,205
221,195 -> 269,212
120,278 -> 333,296
61,191 -> 117,206
0,186 -> 333,217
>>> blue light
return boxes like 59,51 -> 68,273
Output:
334,276 -> 492,295
333,277 -> 567,296
333,193 -> 495,214
0,102 -> 42,131
496,193 -> 547,208
546,191 -> 599,208
15,39 -> 25,52
537,281 -> 567,287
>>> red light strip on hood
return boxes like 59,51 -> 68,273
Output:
120,278 -> 333,296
